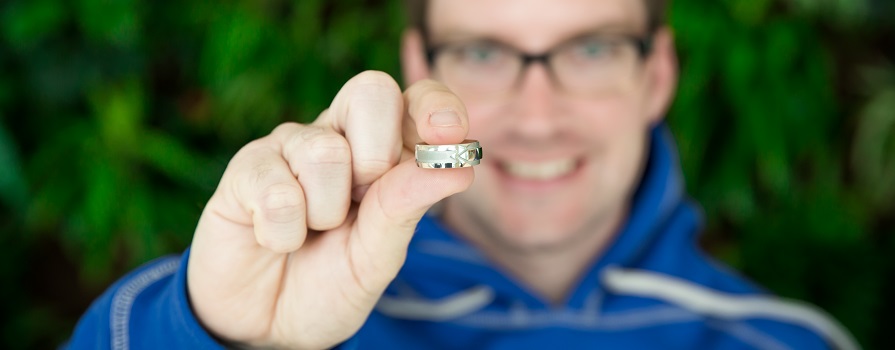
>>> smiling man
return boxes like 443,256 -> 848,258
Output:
68,0 -> 857,349
420,0 -> 671,303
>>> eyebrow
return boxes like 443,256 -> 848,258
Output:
428,24 -> 648,50
428,22 -> 648,48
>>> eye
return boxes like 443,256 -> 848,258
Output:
456,43 -> 508,66
573,40 -> 611,59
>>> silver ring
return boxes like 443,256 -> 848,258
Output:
415,140 -> 483,169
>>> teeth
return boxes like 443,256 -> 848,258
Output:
503,159 -> 576,180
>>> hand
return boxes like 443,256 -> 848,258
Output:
187,71 -> 474,349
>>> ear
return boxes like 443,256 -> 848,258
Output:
401,29 -> 431,86
643,27 -> 678,125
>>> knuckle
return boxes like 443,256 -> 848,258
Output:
271,122 -> 302,136
313,108 -> 330,125
226,144 -> 274,182
352,70 -> 399,89
346,71 -> 402,102
407,79 -> 451,97
233,148 -> 280,185
407,82 -> 464,113
424,89 -> 462,108
336,72 -> 402,126
259,183 -> 305,224
233,139 -> 270,160
251,162 -> 276,185
304,133 -> 351,165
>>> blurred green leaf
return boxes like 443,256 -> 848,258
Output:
852,87 -> 895,209
139,130 -> 222,189
726,0 -> 774,24
0,119 -> 28,212
785,0 -> 870,26
200,7 -> 265,89
90,80 -> 144,155
75,0 -> 142,47
0,0 -> 66,51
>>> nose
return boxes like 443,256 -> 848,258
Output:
509,62 -> 564,139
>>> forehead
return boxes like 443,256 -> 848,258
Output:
427,0 -> 647,50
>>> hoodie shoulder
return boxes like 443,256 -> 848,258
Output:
66,250 -> 224,350
602,265 -> 859,350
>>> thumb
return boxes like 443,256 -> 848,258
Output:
349,160 -> 474,287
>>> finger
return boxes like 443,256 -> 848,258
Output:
402,79 -> 469,149
231,141 -> 308,253
318,71 -> 404,198
350,161 -> 475,287
274,123 -> 352,231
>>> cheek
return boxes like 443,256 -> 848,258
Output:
463,102 -> 504,141
573,96 -> 652,195
569,96 -> 645,140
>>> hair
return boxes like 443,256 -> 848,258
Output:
404,0 -> 668,39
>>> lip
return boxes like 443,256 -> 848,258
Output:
489,157 -> 586,193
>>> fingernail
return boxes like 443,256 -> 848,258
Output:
352,185 -> 370,202
429,110 -> 461,127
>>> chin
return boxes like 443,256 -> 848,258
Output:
481,202 -> 598,253
493,225 -> 586,253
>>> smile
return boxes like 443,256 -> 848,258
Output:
500,158 -> 578,181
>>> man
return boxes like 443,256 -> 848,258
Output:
67,0 -> 857,349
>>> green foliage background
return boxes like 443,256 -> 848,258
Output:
0,0 -> 892,348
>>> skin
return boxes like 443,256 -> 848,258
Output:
186,0 -> 677,348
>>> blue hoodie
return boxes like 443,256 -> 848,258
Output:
67,126 -> 858,349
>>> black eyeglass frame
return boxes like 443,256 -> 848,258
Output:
424,34 -> 655,69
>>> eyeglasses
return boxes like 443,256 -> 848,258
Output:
426,34 -> 653,100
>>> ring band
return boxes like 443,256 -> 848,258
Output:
415,140 -> 483,169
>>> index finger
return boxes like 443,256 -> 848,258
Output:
401,79 -> 470,150
315,71 -> 404,191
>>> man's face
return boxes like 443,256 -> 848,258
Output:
408,0 -> 676,252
